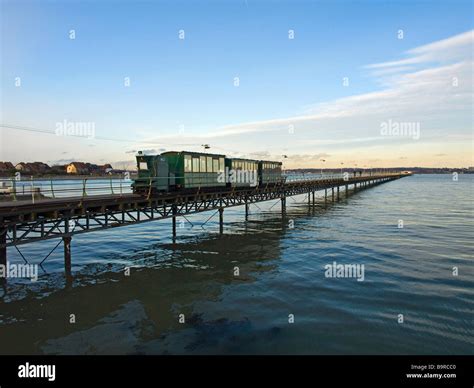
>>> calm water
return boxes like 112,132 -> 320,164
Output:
0,174 -> 472,354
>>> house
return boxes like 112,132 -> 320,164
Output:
106,169 -> 126,175
66,162 -> 90,174
101,164 -> 113,174
15,162 -> 51,174
0,162 -> 14,172
29,162 -> 50,174
50,165 -> 67,174
84,163 -> 113,175
15,162 -> 28,172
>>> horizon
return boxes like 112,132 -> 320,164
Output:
1,0 -> 473,169
1,157 -> 472,171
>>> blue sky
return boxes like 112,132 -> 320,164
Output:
1,0 -> 473,168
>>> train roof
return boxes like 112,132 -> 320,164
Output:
160,151 -> 226,158
227,157 -> 260,162
140,150 -> 282,165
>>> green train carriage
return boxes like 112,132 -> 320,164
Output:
133,151 -> 226,193
162,151 -> 226,189
258,160 -> 283,185
133,150 -> 284,195
224,158 -> 259,187
133,153 -> 170,192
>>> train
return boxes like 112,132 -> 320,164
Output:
132,150 -> 283,195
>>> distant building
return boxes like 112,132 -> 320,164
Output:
0,161 -> 14,172
67,162 -> 113,175
15,162 -> 28,172
87,163 -> 113,174
15,162 -> 50,174
106,169 -> 126,175
102,164 -> 113,174
50,165 -> 67,174
66,162 -> 90,174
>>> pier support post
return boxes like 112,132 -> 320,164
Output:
324,189 -> 327,203
0,229 -> 6,288
63,235 -> 72,284
312,191 -> 315,206
345,184 -> 349,198
281,196 -> 286,217
219,207 -> 224,234
172,205 -> 177,243
337,186 -> 340,200
331,187 -> 334,201
245,202 -> 249,221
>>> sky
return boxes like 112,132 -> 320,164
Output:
1,0 -> 473,169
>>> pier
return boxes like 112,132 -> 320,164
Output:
0,173 -> 409,284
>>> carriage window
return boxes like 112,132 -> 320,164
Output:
184,155 -> 192,172
219,158 -> 225,172
192,157 -> 200,172
200,156 -> 206,172
213,159 -> 219,172
207,157 -> 213,172
139,162 -> 148,170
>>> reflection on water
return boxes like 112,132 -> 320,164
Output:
0,175 -> 473,354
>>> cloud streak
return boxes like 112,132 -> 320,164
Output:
136,30 -> 473,168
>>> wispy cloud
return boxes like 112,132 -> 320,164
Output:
138,30 -> 472,154
210,30 -> 473,138
366,30 -> 472,70
133,30 -> 473,167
